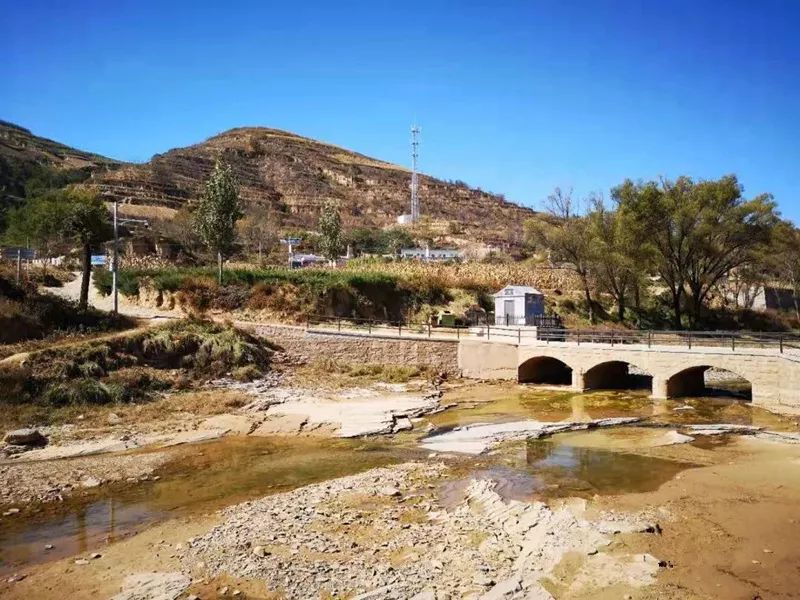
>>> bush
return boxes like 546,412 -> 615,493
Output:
0,319 -> 273,407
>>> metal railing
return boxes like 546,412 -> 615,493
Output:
304,314 -> 800,353
532,328 -> 800,353
306,314 -> 471,339
494,314 -> 563,328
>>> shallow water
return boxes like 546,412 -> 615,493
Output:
0,436 -> 416,573
2,383 -> 797,575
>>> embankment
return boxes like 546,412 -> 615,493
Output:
248,323 -> 460,375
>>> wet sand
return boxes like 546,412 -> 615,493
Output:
2,383 -> 800,599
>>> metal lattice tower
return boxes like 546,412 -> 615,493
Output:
410,125 -> 421,221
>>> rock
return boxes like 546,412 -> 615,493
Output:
252,545 -> 268,557
107,413 -> 122,425
379,486 -> 402,497
91,552 -> 102,559
110,572 -> 191,600
4,428 -> 47,447
74,559 -> 90,565
80,477 -> 103,488
4,507 -> 20,515
392,416 -> 413,433
45,544 -> 54,550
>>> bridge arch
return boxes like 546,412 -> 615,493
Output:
665,364 -> 752,400
582,360 -> 653,391
518,356 -> 573,385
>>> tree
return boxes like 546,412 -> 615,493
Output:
238,209 -> 276,264
4,187 -> 111,307
378,228 -> 414,256
194,161 -> 243,283
614,175 -> 778,328
4,190 -> 72,272
525,188 -> 597,323
318,201 -> 343,263
763,220 -> 800,321
587,196 -> 649,322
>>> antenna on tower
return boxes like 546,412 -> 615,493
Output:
410,125 -> 421,222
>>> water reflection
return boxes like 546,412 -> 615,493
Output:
0,436 -> 414,574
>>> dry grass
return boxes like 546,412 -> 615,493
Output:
0,388 -> 253,433
291,358 -> 429,389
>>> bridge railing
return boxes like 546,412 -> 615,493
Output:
534,328 -> 800,353
304,314 -> 800,354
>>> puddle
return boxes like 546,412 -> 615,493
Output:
430,384 -> 799,432
440,436 -> 695,505
0,436 -> 417,574
3,383 -> 798,575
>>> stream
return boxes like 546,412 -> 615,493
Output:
1,384 -> 797,575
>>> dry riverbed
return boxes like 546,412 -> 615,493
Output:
2,382 -> 800,599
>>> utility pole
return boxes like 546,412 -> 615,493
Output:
112,199 -> 119,314
15,249 -> 21,284
104,194 -> 148,316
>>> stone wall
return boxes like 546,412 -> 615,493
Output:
248,324 -> 460,375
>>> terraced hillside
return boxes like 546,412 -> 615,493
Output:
90,127 -> 535,247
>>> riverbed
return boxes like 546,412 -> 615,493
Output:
2,382 -> 800,599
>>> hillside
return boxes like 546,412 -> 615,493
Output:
0,120 -> 124,202
90,127 -> 535,248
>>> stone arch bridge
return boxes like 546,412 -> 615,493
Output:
458,335 -> 800,414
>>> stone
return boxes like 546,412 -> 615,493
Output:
110,572 -> 191,600
74,559 -> 90,565
107,413 -> 122,425
80,477 -> 103,488
380,486 -> 402,497
91,552 -> 102,559
252,545 -> 269,557
4,428 -> 47,447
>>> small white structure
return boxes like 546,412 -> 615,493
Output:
400,247 -> 462,261
494,285 -> 545,326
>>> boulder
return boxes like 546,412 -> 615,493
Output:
4,428 -> 47,447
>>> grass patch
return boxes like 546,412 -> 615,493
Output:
0,275 -> 133,345
93,266 -> 452,322
0,319 -> 273,408
292,358 -> 428,388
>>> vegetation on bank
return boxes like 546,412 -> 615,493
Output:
0,320 -> 273,407
94,266 -> 461,322
0,274 -> 132,346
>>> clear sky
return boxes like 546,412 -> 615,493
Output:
3,0 -> 799,221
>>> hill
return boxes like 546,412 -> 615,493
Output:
90,127 -> 535,248
0,120 -> 124,226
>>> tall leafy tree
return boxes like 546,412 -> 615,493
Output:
62,189 -> 113,308
194,161 -> 243,283
587,196 -> 650,322
614,175 -> 778,328
4,187 -> 111,307
318,201 -> 343,263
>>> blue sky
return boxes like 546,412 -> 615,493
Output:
3,0 -> 799,221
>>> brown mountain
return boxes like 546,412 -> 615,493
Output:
0,120 -> 123,200
90,127 -> 535,248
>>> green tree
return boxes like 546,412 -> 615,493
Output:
318,201 -> 343,262
4,190 -> 72,271
378,227 -> 414,256
587,196 -> 650,323
762,220 -> 800,321
614,175 -> 778,328
62,189 -> 113,308
194,161 -> 243,283
525,188 -> 597,323
4,187 -> 111,306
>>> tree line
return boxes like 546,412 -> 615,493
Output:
526,174 -> 798,329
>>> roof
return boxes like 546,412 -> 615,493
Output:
493,285 -> 543,297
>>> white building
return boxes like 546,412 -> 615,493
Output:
399,247 -> 462,261
493,285 -> 545,326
